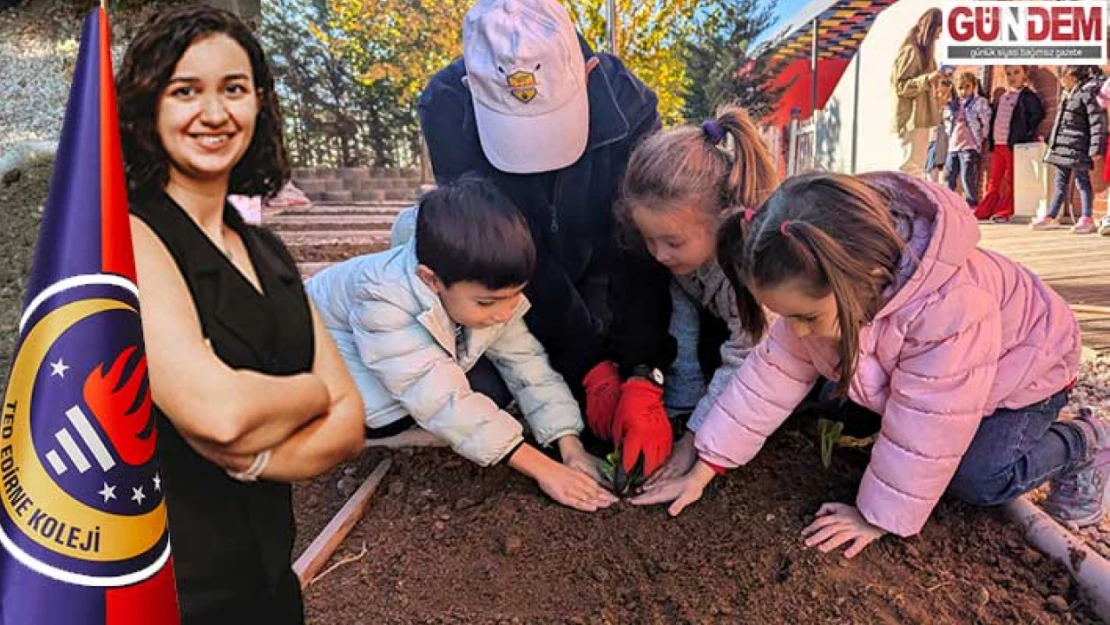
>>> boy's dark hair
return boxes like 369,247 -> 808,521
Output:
717,172 -> 911,398
116,5 -> 288,200
1063,65 -> 1103,84
415,176 -> 536,289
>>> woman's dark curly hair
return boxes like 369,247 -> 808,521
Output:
116,4 -> 288,200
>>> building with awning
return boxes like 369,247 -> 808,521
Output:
752,0 -> 945,175
754,0 -> 898,128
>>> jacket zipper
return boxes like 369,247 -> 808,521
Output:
550,173 -> 562,234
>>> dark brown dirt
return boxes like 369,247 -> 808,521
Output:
294,427 -> 1101,625
291,242 -> 390,263
2,166 -> 1102,624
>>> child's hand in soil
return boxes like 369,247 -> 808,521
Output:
537,462 -> 619,512
801,502 -> 886,559
628,460 -> 717,516
644,431 -> 698,487
556,435 -> 607,485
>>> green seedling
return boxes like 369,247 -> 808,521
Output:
817,418 -> 878,469
600,451 -> 619,486
817,418 -> 845,469
601,449 -> 647,497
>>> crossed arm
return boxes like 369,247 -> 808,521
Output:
131,216 -> 364,482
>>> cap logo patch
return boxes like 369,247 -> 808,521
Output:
505,67 -> 539,103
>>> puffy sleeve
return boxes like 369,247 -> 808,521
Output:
694,318 -> 820,468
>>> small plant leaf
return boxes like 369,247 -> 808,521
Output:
600,451 -> 619,487
817,419 -> 845,469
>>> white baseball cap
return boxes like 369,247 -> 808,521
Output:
463,0 -> 589,174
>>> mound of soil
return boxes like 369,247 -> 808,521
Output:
294,425 -> 1100,625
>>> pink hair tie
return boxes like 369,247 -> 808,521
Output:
780,219 -> 792,236
743,207 -> 756,223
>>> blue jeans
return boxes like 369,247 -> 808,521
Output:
1047,166 -> 1094,219
663,289 -> 705,416
948,391 -> 1091,506
945,149 -> 982,206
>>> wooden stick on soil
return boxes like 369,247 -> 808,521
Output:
1072,304 -> 1110,316
293,457 -> 393,588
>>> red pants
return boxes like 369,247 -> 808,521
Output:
976,145 -> 1013,220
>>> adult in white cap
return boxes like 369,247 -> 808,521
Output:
418,0 -> 676,484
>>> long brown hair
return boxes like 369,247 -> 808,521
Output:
116,5 -> 289,200
619,106 -> 777,236
902,8 -> 943,60
716,172 -> 913,397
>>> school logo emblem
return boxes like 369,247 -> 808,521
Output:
507,70 -> 538,103
0,277 -> 170,587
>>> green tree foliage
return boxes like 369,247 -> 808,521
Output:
264,0 -> 778,166
264,0 -> 424,167
564,0 -> 701,125
681,0 -> 782,123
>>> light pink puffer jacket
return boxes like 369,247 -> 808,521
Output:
695,176 -> 1081,537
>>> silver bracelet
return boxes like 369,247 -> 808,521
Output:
227,449 -> 271,482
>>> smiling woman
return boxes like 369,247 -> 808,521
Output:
114,6 -> 364,625
156,37 -> 258,185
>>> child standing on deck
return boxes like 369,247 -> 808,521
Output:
942,71 -> 991,209
634,171 -> 1105,558
976,65 -> 1045,223
1032,65 -> 1108,234
306,177 -> 615,512
602,106 -> 776,484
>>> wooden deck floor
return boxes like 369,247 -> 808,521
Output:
977,222 -> 1109,356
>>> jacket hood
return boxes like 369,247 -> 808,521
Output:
874,174 -> 980,320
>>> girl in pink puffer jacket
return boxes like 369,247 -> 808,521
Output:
633,171 -> 1106,558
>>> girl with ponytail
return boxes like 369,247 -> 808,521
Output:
591,107 -> 776,484
634,171 -> 1101,560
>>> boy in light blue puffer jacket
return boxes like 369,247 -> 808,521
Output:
306,177 -> 615,512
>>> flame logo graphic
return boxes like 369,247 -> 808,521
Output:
82,346 -> 156,466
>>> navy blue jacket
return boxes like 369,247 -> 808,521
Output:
987,87 -> 1045,150
418,43 -> 675,391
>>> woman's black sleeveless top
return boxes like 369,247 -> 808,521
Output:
131,192 -> 313,625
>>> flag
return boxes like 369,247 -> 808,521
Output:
0,7 -> 179,624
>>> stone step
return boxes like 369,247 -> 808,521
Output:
301,185 -> 420,203
276,230 -> 391,244
268,202 -> 410,217
276,231 -> 391,263
286,240 -> 391,263
297,262 -> 334,279
351,189 -> 386,203
268,213 -> 399,224
292,167 -> 422,181
354,178 -> 423,191
267,217 -> 395,232
321,190 -> 353,202
296,179 -> 326,194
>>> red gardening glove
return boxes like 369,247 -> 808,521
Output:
582,361 -> 622,441
613,379 -> 673,478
